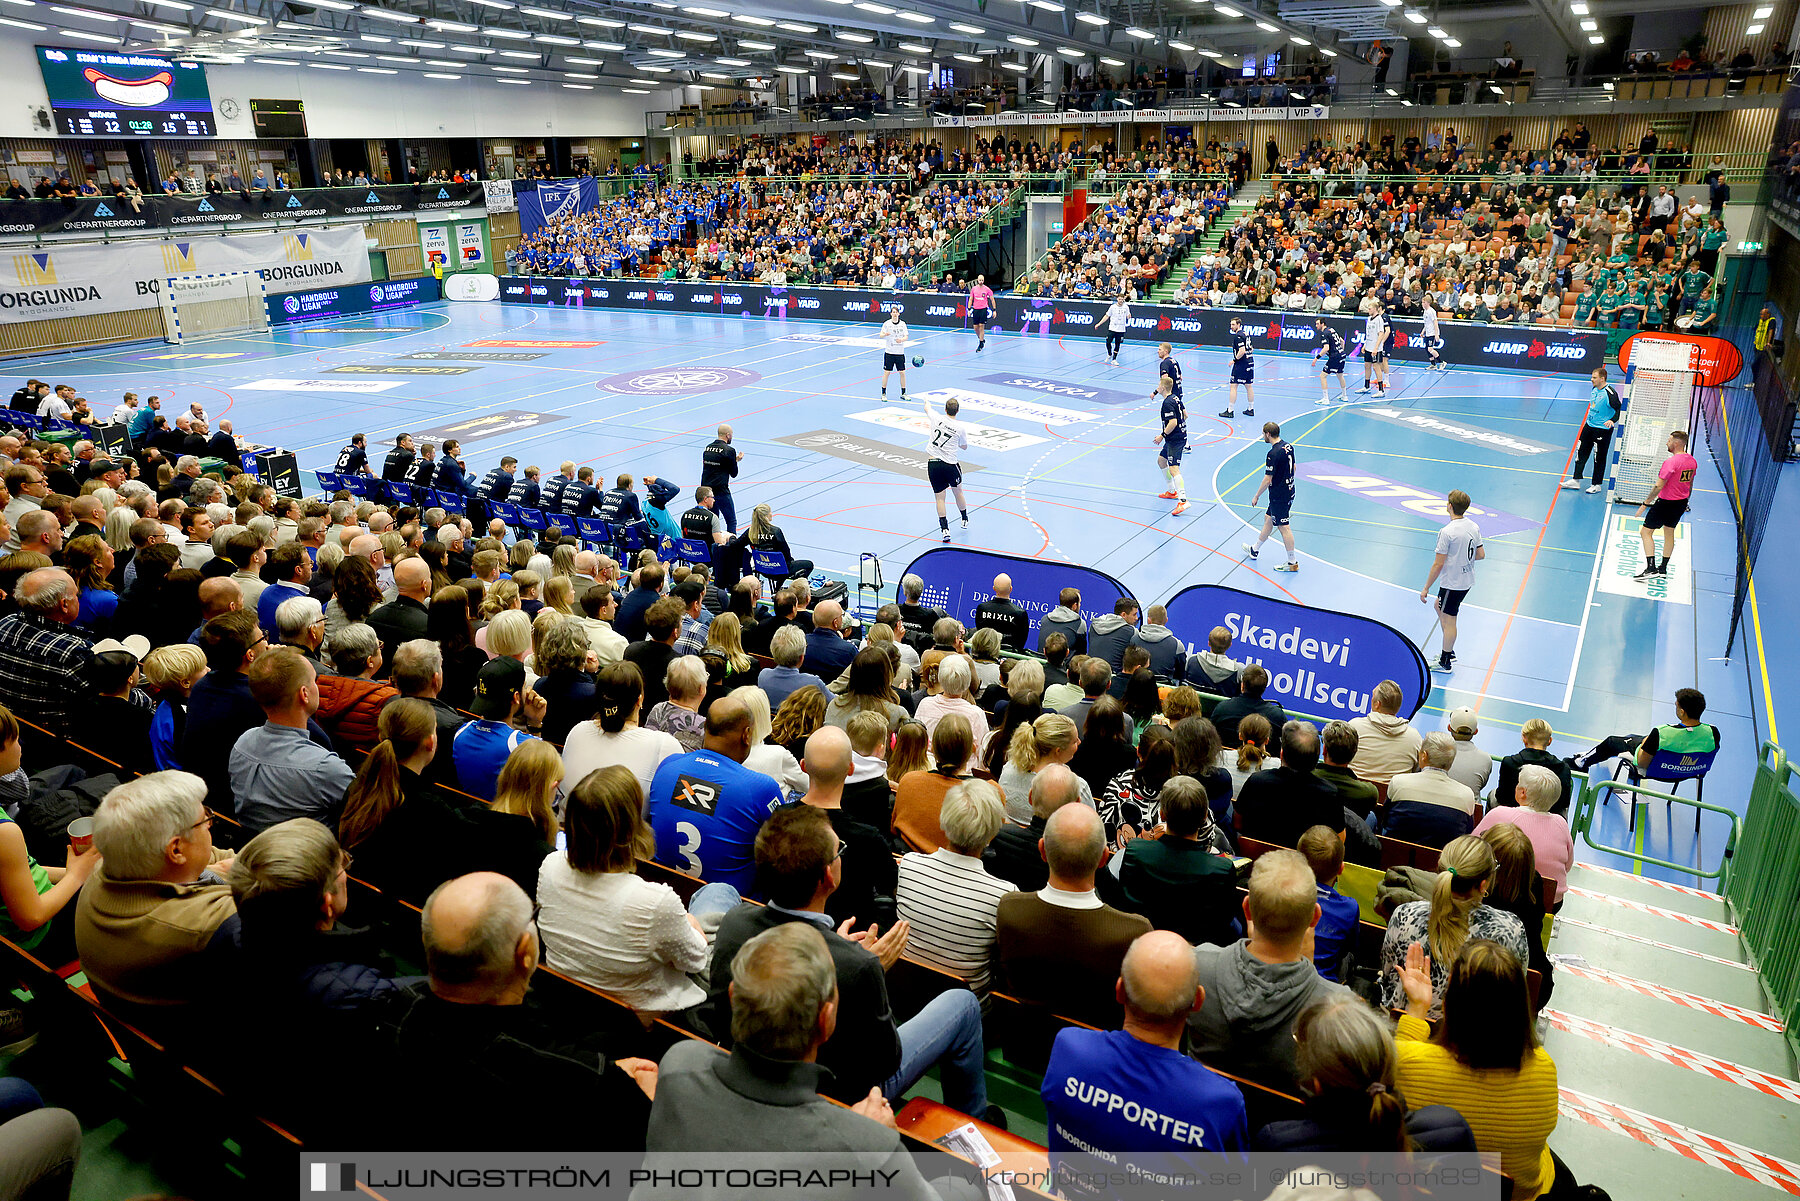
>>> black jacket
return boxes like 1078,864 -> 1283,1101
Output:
1235,764 -> 1346,847
1210,695 -> 1288,746
707,905 -> 900,1104
382,446 -> 415,482
700,438 -> 739,492
368,597 -> 430,671
974,597 -> 1030,651
819,805 -> 896,931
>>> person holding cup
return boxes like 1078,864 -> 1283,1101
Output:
0,704 -> 100,964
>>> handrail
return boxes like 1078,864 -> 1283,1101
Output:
1569,769 -> 1741,886
1726,742 -> 1798,1063
907,183 -> 1026,285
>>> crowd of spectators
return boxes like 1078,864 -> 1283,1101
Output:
509,182 -> 731,276
0,392 -> 1681,1194
1019,174 -> 1234,300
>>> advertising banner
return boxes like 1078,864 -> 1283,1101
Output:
1617,332 -> 1743,388
900,548 -> 1136,649
420,224 -> 451,267
265,277 -> 440,327
490,279 -> 1606,376
456,221 -> 487,265
1,225 -> 372,325
482,179 -> 517,214
0,183 -> 482,238
516,177 -> 602,238
1163,584 -> 1429,724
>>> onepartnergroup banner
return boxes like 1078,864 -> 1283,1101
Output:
302,1151 -> 1492,1200
494,277 -> 1608,376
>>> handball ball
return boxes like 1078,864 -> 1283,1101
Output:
911,355 -> 925,368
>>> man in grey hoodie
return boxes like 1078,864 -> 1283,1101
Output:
1086,598 -> 1140,672
1128,604 -> 1184,677
1187,849 -> 1352,1091
1037,587 -> 1088,657
1184,626 -> 1243,697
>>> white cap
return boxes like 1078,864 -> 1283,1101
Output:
92,635 -> 151,661
1446,706 -> 1478,734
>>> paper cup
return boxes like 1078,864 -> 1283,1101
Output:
67,817 -> 94,854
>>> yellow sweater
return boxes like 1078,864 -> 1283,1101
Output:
1394,1013 -> 1559,1199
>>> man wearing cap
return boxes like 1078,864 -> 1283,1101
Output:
1444,707 -> 1492,797
452,659 -> 547,801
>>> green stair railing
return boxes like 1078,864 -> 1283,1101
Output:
908,184 -> 1026,286
1726,742 -> 1800,1064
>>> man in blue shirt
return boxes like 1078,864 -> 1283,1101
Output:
1563,366 -> 1620,495
256,544 -> 312,633
1300,825 -> 1360,982
646,695 -> 785,894
1043,930 -> 1247,1198
451,658 -> 546,800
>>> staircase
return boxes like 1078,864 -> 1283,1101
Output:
1148,177 -> 1269,303
1544,863 -> 1798,1198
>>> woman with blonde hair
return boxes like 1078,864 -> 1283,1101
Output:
478,578 -> 520,623
998,713 -> 1086,823
534,764 -> 718,1015
491,737 -> 563,845
1379,835 -> 1529,1019
703,612 -> 759,687
542,574 -> 575,616
729,686 -> 805,794
142,642 -> 207,771
1220,711 -> 1271,798
888,717 -> 930,785
483,610 -> 535,684
746,503 -> 812,580
550,542 -> 578,581
509,540 -> 535,575
1255,995 -> 1475,1153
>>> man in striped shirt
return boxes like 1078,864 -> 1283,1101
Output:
896,778 -> 1015,997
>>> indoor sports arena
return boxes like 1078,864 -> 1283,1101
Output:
0,4 -> 1797,1198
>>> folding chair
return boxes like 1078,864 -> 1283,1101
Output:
749,548 -> 791,593
432,487 -> 466,515
619,522 -> 649,554
313,470 -> 342,494
516,506 -> 549,538
1603,742 -> 1718,833
342,475 -> 375,499
670,536 -> 714,568
544,511 -> 578,539
383,480 -> 413,505
576,516 -> 613,549
488,499 -> 521,526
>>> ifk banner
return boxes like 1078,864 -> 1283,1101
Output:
1163,583 -> 1429,725
516,178 -> 601,238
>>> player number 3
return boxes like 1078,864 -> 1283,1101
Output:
675,821 -> 703,874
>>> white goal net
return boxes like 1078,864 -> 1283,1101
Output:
1611,337 -> 1697,505
159,271 -> 268,344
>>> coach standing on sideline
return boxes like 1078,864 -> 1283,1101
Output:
701,425 -> 743,533
382,433 -> 416,482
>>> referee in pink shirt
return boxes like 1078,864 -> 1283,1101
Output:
1634,429 -> 1698,579
968,275 -> 995,352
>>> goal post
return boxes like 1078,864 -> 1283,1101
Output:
1609,337 -> 1698,505
159,270 -> 269,344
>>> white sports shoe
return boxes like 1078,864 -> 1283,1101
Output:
1586,484 -> 1603,494
1559,478 -> 1580,489
1241,543 -> 1260,559
1314,395 -> 1331,405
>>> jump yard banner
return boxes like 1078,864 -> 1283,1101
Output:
899,548 -> 1137,649
1163,584 -> 1430,725
494,277 -> 1607,377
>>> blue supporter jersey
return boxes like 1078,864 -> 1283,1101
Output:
1043,1027 -> 1247,1198
451,720 -> 535,801
1313,884 -> 1360,981
647,750 -> 785,894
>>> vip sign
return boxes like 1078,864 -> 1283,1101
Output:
844,408 -> 1047,452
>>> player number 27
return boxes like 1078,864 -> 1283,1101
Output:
931,428 -> 954,450
675,821 -> 703,874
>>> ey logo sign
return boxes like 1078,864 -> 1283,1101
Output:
308,1163 -> 357,1192
160,243 -> 196,274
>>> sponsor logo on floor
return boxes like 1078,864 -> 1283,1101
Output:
1596,514 -> 1691,604
845,407 -> 1047,452
1296,460 -> 1543,536
777,332 -> 916,349
324,364 -> 479,376
400,351 -> 547,362
599,367 -> 761,395
972,373 -> 1139,407
463,339 -> 600,349
1354,406 -> 1562,457
406,410 -> 569,444
238,378 -> 405,394
774,429 -> 984,480
132,350 -> 265,361
915,387 -> 1093,427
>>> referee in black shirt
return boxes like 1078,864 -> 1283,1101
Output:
700,424 -> 743,533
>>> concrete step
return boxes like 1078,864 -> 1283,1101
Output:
1550,969 -> 1792,1078
1565,863 -> 1736,923
1555,889 -> 1745,963
1550,918 -> 1762,1006
1551,1106 -> 1797,1201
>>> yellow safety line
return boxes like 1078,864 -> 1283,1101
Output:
1715,392 -> 1780,746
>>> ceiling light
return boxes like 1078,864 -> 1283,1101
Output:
516,5 -> 566,17
634,62 -> 671,69
716,55 -> 750,63
804,47 -> 837,56
576,15 -> 624,26
735,12 -> 775,23
1746,22 -> 1764,32
948,20 -> 983,32
1385,86 -> 1397,94
1319,45 -> 1336,55
397,37 -> 445,46
831,70 -> 858,78
468,0 -> 514,7
1075,10 -> 1106,22
534,33 -> 579,42
1442,36 -> 1459,45
953,51 -> 982,61
853,1 -> 894,11
361,6 -> 421,23
673,29 -> 715,39
1427,26 -> 1446,38
56,23 -> 114,37
776,20 -> 815,30
497,48 -> 537,56
682,4 -> 728,13
496,76 -> 530,82
326,48 -> 370,56
774,63 -> 804,71
1168,39 -> 1193,49
561,81 -> 592,87
1198,47 -> 1222,56
1753,3 -> 1773,14
1003,59 -> 1029,70
427,19 -> 477,31
899,63 -> 926,72
206,6 -> 265,20
357,65 -> 398,72
580,41 -> 624,50
1123,25 -> 1153,36
737,39 -> 774,48
646,45 -> 683,55
492,63 -> 529,70
50,3 -> 113,16
1213,3 -> 1239,14
1007,33 -> 1037,44
131,18 -> 185,31
565,70 -> 597,76
375,54 -> 412,61
896,9 -> 932,20
1099,54 -> 1123,64
1402,9 -> 1426,21
1255,20 -> 1277,30
485,26 -> 531,37
358,31 -> 390,40
835,30 -> 873,41
308,60 -> 350,68
702,69 -> 731,77
631,76 -> 658,83
252,56 -> 292,62
1401,97 -> 1413,105
1289,34 -> 1309,44
628,22 -> 666,32
1030,0 -> 1064,10
1578,19 -> 1595,30
1568,1 -> 1587,10
1587,32 -> 1603,41
623,85 -> 649,91
1602,79 -> 1613,89
897,40 -> 929,50
1057,44 -> 1086,54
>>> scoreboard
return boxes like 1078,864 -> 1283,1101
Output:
35,46 -> 215,138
